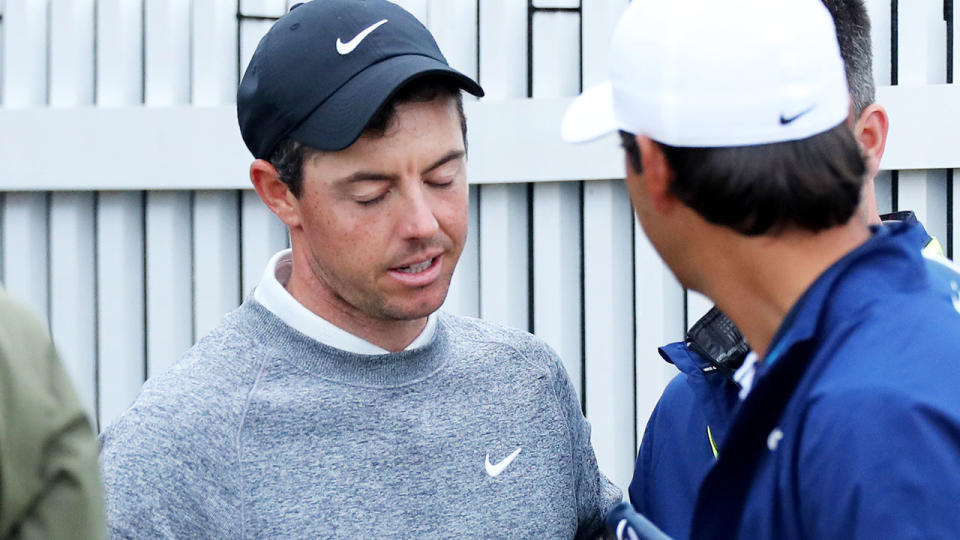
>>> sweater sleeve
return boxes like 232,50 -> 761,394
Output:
98,375 -> 243,539
0,291 -> 105,540
544,347 -> 622,540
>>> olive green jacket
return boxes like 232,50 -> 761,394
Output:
0,289 -> 104,539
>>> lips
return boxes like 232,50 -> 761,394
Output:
387,254 -> 443,287
394,258 -> 434,274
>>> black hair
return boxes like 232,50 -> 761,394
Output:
621,126 -> 865,235
269,75 -> 467,198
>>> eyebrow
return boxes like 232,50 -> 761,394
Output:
333,150 -> 466,186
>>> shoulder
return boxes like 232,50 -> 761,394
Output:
438,311 -> 561,371
99,307 -> 267,505
0,288 -> 56,363
794,385 -> 960,537
438,312 -> 546,349
99,327 -> 259,537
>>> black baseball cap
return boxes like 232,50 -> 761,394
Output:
237,0 -> 484,160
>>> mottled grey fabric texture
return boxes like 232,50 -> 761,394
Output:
99,300 -> 620,539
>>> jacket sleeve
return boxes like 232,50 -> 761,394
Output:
798,389 -> 960,539
545,348 -> 623,540
0,291 -> 106,540
630,396 -> 661,514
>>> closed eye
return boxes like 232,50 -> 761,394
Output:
356,192 -> 388,206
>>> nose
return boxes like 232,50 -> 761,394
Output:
399,188 -> 439,240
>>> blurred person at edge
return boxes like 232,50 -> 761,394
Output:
628,2 -> 958,538
563,0 -> 960,538
0,287 -> 105,539
99,1 -> 619,538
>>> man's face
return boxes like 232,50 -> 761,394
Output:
288,96 -> 468,324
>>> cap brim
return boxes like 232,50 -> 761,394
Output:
561,82 -> 617,143
290,55 -> 484,151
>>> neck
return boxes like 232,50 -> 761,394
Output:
284,253 -> 428,353
695,218 -> 871,359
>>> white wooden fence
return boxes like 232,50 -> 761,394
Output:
1,0 -> 958,493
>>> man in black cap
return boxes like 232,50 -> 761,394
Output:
99,1 -> 619,537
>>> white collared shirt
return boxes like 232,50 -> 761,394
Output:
253,249 -> 437,354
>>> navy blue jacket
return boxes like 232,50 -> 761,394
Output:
631,220 -> 960,539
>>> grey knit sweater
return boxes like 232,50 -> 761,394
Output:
99,300 -> 620,538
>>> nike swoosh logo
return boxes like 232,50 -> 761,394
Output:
336,19 -> 388,55
779,106 -> 815,125
485,447 -> 521,477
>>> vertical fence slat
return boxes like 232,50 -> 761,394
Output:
633,218 -> 684,451
145,191 -> 193,377
145,0 -> 191,106
478,183 -> 529,329
866,0 -> 895,213
48,0 -> 97,421
1,1 -> 49,317
583,179 -> 636,493
582,0 -> 626,88
443,186 -> 481,318
2,194 -> 49,321
530,8 -> 583,397
686,290 -> 713,330
192,0 -> 242,339
96,0 -> 144,107
0,195 -> 4,282
533,182 -> 583,396
2,0 -> 48,107
95,0 -> 146,430
240,191 -> 288,298
193,0 -> 238,107
896,1 -> 948,243
0,1 -> 5,106
48,192 -> 97,419
426,0 -> 478,80
144,0 -> 194,378
193,192 -> 241,337
391,0 -> 427,23
96,193 -> 145,429
952,0 -> 959,259
478,0 -> 527,98
477,0 -> 529,330
49,0 -> 94,107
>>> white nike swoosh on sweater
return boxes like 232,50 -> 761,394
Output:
485,447 -> 521,477
336,19 -> 388,55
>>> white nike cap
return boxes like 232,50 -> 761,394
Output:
561,0 -> 850,147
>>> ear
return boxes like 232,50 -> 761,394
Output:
250,159 -> 301,228
853,103 -> 889,178
636,135 -> 676,213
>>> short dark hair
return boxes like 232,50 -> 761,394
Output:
821,0 -> 875,116
269,76 -> 467,198
656,125 -> 866,235
621,126 -> 865,235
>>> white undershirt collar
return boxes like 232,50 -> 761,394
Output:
253,249 -> 437,355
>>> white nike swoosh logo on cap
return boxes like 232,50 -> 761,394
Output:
336,19 -> 388,55
485,447 -> 521,477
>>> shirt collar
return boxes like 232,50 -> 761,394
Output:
253,249 -> 437,355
